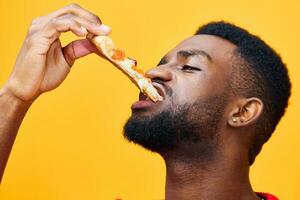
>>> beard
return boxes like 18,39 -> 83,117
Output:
123,95 -> 227,160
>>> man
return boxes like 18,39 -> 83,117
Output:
0,4 -> 290,200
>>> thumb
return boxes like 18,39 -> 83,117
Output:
62,39 -> 98,66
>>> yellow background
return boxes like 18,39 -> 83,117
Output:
0,0 -> 299,199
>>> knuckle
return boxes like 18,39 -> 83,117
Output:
49,18 -> 56,25
92,14 -> 102,24
60,13 -> 74,19
24,36 -> 35,49
31,17 -> 41,25
49,17 -> 60,25
28,20 -> 43,36
49,15 -> 78,29
67,3 -> 81,9
28,25 -> 36,36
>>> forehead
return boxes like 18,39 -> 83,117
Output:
167,34 -> 237,64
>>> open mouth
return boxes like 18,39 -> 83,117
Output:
132,84 -> 166,110
139,92 -> 150,101
139,83 -> 165,101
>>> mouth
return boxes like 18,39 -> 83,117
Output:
131,83 -> 166,110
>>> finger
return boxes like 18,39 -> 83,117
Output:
62,39 -> 98,66
74,16 -> 111,35
43,14 -> 110,42
47,4 -> 102,26
45,17 -> 87,39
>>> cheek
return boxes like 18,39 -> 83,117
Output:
173,72 -> 227,104
206,69 -> 230,95
172,78 -> 205,104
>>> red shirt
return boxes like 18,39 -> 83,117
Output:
256,192 -> 279,200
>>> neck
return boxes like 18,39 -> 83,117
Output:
162,148 -> 259,200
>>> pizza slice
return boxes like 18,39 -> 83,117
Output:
87,34 -> 163,102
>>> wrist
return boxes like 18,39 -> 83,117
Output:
0,85 -> 34,108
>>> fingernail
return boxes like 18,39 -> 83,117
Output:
100,24 -> 111,33
94,24 -> 111,35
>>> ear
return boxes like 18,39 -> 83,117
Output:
228,98 -> 264,128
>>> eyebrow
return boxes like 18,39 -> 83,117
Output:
157,49 -> 213,66
177,49 -> 213,62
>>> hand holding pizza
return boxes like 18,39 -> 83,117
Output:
3,4 -> 111,102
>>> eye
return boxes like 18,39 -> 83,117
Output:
182,65 -> 201,72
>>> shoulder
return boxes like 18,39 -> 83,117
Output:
256,192 -> 279,200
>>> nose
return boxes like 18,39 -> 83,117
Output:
145,65 -> 173,82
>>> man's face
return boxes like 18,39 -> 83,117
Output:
124,35 -> 237,155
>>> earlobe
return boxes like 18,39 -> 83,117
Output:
229,116 -> 241,127
228,106 -> 242,127
228,98 -> 263,128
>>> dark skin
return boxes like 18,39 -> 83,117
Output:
132,35 -> 263,199
0,4 -> 263,199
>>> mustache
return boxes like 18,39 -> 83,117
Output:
151,78 -> 173,97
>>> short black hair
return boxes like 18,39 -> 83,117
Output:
195,21 -> 291,165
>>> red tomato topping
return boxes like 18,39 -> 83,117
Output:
112,48 -> 125,60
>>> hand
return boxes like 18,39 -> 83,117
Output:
3,4 -> 111,102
